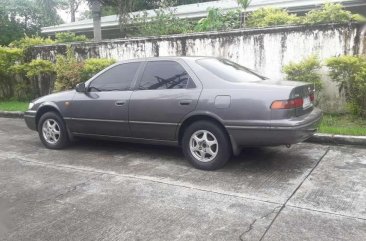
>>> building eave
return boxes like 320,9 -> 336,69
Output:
41,0 -> 366,34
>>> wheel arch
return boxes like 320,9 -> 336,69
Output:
35,102 -> 63,129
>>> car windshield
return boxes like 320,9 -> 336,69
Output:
196,58 -> 268,83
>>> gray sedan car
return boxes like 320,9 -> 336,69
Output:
25,57 -> 322,170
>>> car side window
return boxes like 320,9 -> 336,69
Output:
88,62 -> 140,92
138,61 -> 191,90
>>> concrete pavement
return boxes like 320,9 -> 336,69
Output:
0,118 -> 365,240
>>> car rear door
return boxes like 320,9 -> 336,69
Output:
67,62 -> 142,137
129,60 -> 201,141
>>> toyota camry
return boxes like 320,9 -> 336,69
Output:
24,57 -> 322,170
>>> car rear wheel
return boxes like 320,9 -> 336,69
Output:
38,112 -> 69,149
182,120 -> 232,170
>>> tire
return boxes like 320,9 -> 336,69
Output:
182,120 -> 232,170
37,111 -> 70,149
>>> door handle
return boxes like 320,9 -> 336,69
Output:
179,100 -> 192,106
115,100 -> 126,106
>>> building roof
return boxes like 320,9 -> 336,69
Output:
41,0 -> 366,35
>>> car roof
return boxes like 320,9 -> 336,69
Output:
117,56 -> 214,63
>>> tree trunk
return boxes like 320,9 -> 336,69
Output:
91,0 -> 102,41
239,11 -> 243,28
71,8 -> 76,22
243,11 -> 246,28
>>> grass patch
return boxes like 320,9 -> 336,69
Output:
0,101 -> 29,112
319,113 -> 366,136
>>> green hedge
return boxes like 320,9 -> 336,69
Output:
283,54 -> 366,117
326,56 -> 366,117
0,45 -> 115,101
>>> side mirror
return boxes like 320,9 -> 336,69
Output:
75,82 -> 86,93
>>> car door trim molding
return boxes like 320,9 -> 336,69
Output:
64,117 -> 177,126
64,117 -> 128,123
129,120 -> 178,126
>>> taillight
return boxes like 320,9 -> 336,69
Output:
309,93 -> 315,102
271,97 -> 303,110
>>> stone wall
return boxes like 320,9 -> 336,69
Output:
29,23 -> 366,113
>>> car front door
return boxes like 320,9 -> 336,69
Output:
67,62 -> 141,137
129,60 -> 202,141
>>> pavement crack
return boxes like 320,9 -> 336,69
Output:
239,219 -> 257,241
37,175 -> 101,204
239,206 -> 281,241
258,147 -> 331,241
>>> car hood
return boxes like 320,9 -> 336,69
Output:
32,90 -> 76,104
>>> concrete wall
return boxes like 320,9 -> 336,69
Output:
29,23 -> 366,113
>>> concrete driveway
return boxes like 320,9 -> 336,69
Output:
0,118 -> 365,241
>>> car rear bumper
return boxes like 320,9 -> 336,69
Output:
226,108 -> 323,146
24,110 -> 37,131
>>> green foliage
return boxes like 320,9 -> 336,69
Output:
25,59 -> 55,78
0,0 -> 63,46
283,55 -> 322,91
55,32 -> 88,43
0,47 -> 23,99
134,9 -> 193,36
9,35 -> 55,49
237,0 -> 251,10
247,7 -> 300,28
326,55 -> 366,117
55,49 -> 115,91
195,8 -> 239,32
81,58 -> 116,81
303,3 -> 365,25
55,48 -> 84,92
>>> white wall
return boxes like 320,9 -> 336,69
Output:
33,23 -> 366,112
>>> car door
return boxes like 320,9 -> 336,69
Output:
67,62 -> 141,137
129,60 -> 202,141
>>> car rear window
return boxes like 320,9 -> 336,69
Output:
196,58 -> 268,83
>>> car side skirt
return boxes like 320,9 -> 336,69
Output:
72,132 -> 179,147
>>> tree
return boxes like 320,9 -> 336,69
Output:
86,0 -> 135,40
90,0 -> 102,41
0,0 -> 63,46
237,0 -> 251,28
69,0 -> 84,22
85,0 -> 213,41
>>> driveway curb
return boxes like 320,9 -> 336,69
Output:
1,111 -> 365,146
306,133 -> 366,146
0,111 -> 24,119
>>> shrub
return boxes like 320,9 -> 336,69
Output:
247,7 -> 300,28
135,9 -> 193,36
55,49 -> 115,91
282,55 -> 322,91
81,58 -> 116,81
9,35 -> 55,49
303,3 -> 366,25
55,49 -> 84,92
55,32 -> 88,43
326,55 -> 366,117
195,8 -> 239,32
0,47 -> 23,99
26,59 -> 56,96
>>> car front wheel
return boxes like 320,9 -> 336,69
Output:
38,112 -> 69,149
182,120 -> 232,170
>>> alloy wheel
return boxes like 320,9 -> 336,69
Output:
189,130 -> 218,162
42,119 -> 61,144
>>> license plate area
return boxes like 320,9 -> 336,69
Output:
303,96 -> 311,109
